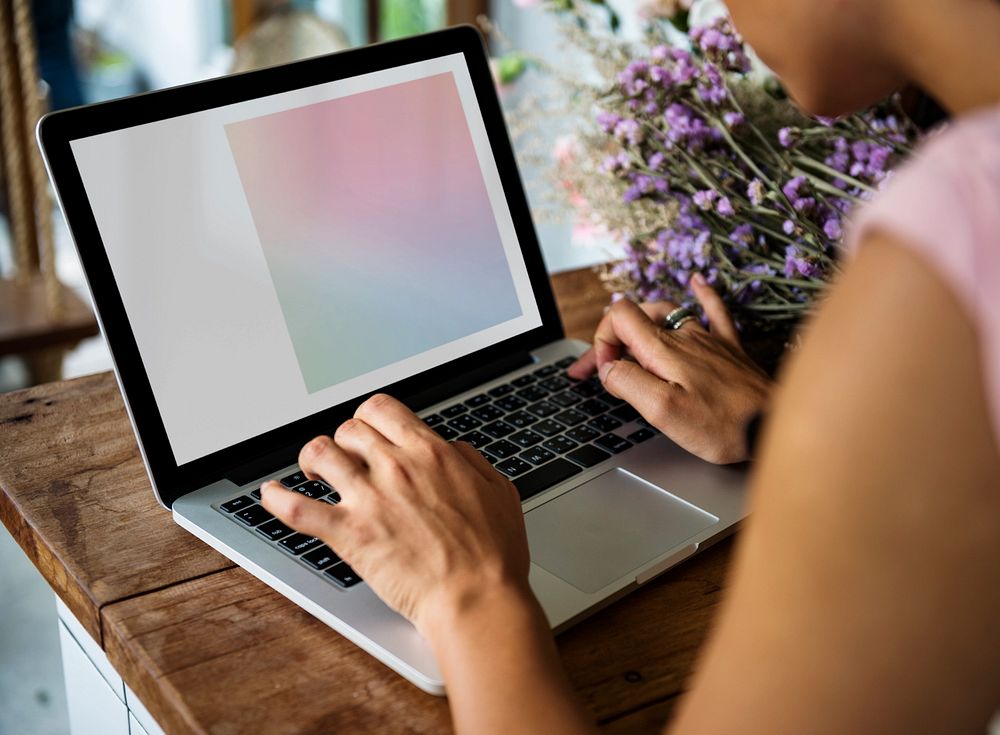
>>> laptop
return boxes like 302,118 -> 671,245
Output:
38,26 -> 747,695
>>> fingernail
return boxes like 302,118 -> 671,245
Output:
691,273 -> 706,287
599,362 -> 614,382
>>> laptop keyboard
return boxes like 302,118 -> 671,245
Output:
215,354 -> 659,591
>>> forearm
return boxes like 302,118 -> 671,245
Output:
423,582 -> 597,735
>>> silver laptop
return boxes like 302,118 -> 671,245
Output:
38,27 -> 747,695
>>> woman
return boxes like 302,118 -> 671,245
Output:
263,0 -> 1000,731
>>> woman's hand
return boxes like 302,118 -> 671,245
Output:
568,274 -> 773,464
260,393 -> 532,633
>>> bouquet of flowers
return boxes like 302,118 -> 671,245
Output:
498,1 -> 920,351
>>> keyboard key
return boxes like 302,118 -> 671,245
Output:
458,431 -> 491,449
324,491 -> 342,504
434,425 -> 459,440
540,376 -> 570,392
280,471 -> 307,488
549,391 -> 582,407
465,393 -> 491,407
527,401 -> 559,418
423,414 -> 443,427
512,374 -> 536,388
484,439 -> 519,459
509,429 -> 543,449
234,504 -> 273,527
479,450 -> 498,464
533,419 -> 565,437
256,518 -> 294,541
578,398 -> 611,417
589,414 -> 623,433
520,446 -> 556,466
570,378 -> 602,398
488,384 -> 515,398
611,404 -> 641,422
495,395 -> 527,412
220,495 -> 254,513
441,404 -> 467,419
543,435 -> 579,455
556,356 -> 577,368
597,391 -> 626,407
516,385 -> 548,403
472,405 -> 505,421
302,545 -> 340,570
496,457 -> 533,478
325,563 -> 362,588
628,427 -> 657,443
554,409 -> 588,427
447,414 -> 482,433
249,488 -> 261,501
279,533 -> 323,556
513,457 -> 582,500
533,364 -> 559,378
294,481 -> 329,499
566,425 -> 599,443
481,420 -> 516,439
594,434 -> 633,454
505,410 -> 538,428
566,445 -> 612,468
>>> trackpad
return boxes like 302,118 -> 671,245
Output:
525,468 -> 718,593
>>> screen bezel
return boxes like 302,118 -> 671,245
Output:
38,26 -> 564,508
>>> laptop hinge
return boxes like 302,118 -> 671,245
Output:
224,349 -> 535,488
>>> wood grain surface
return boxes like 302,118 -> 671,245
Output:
0,267 -> 736,734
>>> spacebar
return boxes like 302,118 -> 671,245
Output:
513,458 -> 582,501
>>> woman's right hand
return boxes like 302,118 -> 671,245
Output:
568,274 -> 773,464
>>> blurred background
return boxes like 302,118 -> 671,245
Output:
0,1 -> 622,732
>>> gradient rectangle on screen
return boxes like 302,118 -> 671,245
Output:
225,72 -> 523,394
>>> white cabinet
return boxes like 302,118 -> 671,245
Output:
56,596 -> 164,735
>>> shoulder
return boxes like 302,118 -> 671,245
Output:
845,105 -> 1000,323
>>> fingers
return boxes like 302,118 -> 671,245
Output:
452,441 -> 499,483
298,435 -> 367,492
261,481 -> 344,539
334,417 -> 395,464
598,359 -> 678,427
567,347 -> 597,379
691,273 -> 740,347
593,300 -> 686,380
354,393 -> 433,447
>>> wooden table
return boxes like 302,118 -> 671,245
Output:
0,267 -> 734,734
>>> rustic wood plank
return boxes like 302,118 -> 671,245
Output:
102,540 -> 730,734
551,266 -> 609,343
0,373 -> 235,644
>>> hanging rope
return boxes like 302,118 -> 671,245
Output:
12,0 -> 62,316
0,0 -> 35,288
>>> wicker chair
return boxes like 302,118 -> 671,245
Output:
0,0 -> 98,386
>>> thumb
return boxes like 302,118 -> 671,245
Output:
599,359 -> 676,427
691,273 -> 740,348
261,481 -> 344,541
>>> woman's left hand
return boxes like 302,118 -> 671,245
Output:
260,394 -> 533,634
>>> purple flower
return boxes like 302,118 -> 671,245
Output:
723,111 -> 745,128
783,219 -> 796,235
614,118 -> 644,145
596,111 -> 621,134
784,245 -> 822,278
716,196 -> 735,216
778,127 -> 798,149
693,189 -> 718,210
648,151 -> 666,170
823,217 -> 843,241
747,178 -> 765,206
729,223 -> 754,247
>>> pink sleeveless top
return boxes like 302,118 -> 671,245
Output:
845,105 -> 1000,445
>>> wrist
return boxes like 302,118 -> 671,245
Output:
417,576 -> 543,651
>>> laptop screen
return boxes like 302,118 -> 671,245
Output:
69,53 -> 543,466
